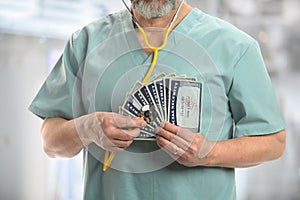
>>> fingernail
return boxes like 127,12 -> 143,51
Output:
140,121 -> 147,127
155,127 -> 161,134
160,121 -> 166,127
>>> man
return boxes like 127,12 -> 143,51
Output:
29,0 -> 286,199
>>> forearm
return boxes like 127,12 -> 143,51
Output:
41,118 -> 84,158
40,113 -> 146,158
203,130 -> 286,168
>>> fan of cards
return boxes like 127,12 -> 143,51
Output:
119,73 -> 203,140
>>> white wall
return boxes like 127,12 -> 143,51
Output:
0,33 -> 65,199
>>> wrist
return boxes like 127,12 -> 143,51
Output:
197,140 -> 219,167
74,113 -> 103,146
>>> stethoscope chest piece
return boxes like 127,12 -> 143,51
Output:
140,105 -> 159,124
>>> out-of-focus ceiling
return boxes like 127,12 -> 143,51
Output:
0,0 -> 123,38
0,0 -> 299,40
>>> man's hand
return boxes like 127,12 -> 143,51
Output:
156,122 -> 213,167
75,112 -> 147,152
156,122 -> 286,168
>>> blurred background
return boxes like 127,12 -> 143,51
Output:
0,0 -> 299,199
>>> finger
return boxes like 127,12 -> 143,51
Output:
113,114 -> 147,129
157,126 -> 175,140
101,138 -> 124,152
163,122 -> 195,142
156,135 -> 184,159
161,121 -> 180,133
111,128 -> 140,140
158,128 -> 190,151
119,128 -> 141,140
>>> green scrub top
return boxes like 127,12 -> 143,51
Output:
29,8 -> 285,200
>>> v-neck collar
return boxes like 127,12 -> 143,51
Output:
120,10 -> 149,65
119,8 -> 203,66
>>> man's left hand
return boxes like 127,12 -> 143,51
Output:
156,122 -> 213,167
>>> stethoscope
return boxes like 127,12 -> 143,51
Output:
103,0 -> 185,172
122,0 -> 185,84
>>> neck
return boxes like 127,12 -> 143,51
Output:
132,2 -> 192,29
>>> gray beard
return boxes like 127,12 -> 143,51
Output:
131,0 -> 180,19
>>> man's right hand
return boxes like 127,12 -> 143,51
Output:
75,112 -> 147,152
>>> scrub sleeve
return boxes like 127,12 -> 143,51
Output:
29,36 -> 80,120
228,41 -> 285,137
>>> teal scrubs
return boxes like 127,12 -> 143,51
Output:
29,8 -> 285,200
